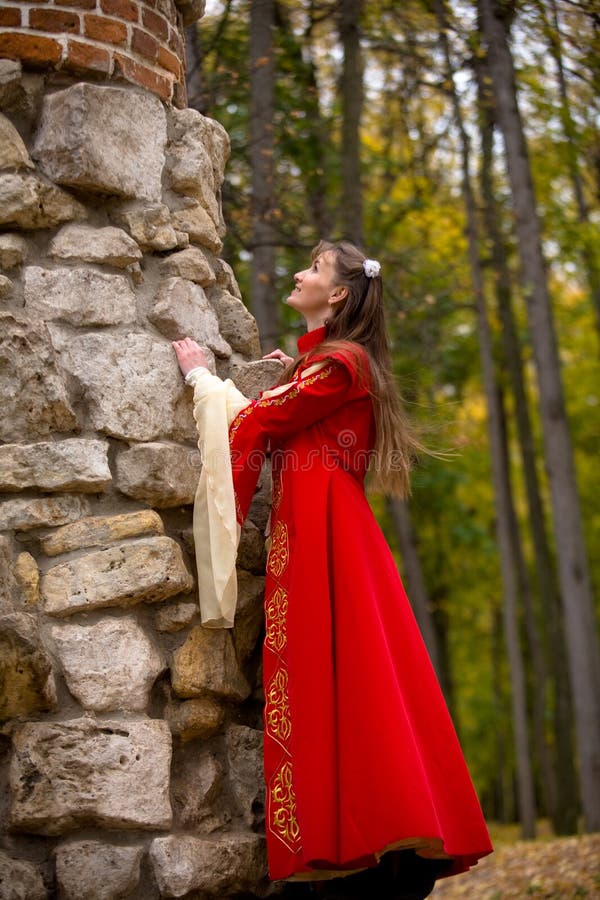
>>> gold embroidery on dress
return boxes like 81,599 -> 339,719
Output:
265,586 -> 288,653
270,760 -> 301,851
267,521 -> 289,579
265,666 -> 292,745
272,471 -> 283,511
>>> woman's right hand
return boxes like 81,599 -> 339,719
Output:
263,348 -> 294,366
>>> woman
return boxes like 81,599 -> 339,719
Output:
173,240 -> 492,899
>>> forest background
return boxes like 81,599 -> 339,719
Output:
185,0 -> 600,840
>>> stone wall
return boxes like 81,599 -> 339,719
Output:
0,0 -> 201,105
0,60 -> 282,899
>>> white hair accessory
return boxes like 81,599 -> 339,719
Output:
363,258 -> 381,278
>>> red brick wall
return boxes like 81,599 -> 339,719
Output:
0,0 -> 187,106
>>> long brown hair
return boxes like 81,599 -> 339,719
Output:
280,240 -> 424,497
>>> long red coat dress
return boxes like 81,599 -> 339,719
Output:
228,324 -> 492,883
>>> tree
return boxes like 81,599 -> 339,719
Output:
338,0 -> 364,245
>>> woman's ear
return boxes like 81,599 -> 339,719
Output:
328,285 -> 349,306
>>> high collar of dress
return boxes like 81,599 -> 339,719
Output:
297,324 -> 327,355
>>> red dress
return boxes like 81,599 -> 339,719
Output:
228,325 -> 492,882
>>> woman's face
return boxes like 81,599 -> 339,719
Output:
286,251 -> 341,318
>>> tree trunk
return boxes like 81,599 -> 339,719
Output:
476,55 -> 580,834
435,0 -> 537,837
249,0 -> 278,350
386,497 -> 443,686
479,0 -> 600,832
338,0 -> 364,247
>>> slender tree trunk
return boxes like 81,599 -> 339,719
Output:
249,0 -> 277,350
387,498 -> 443,685
435,0 -> 536,837
479,0 -> 600,832
338,0 -> 364,246
476,58 -> 580,834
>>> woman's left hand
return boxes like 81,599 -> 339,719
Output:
172,338 -> 208,377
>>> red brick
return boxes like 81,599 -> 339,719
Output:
30,8 -> 80,32
157,44 -> 180,78
131,26 -> 159,61
0,7 -> 21,25
84,13 -> 127,44
141,7 -> 168,40
100,0 -> 138,22
0,31 -> 62,65
65,39 -> 112,73
114,51 -> 172,100
167,24 -> 182,57
60,0 -> 97,8
3,0 -> 48,3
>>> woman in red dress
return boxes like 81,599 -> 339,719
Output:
173,240 -> 492,899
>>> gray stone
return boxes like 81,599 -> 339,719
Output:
33,84 -> 166,202
41,535 -> 193,617
150,277 -> 230,357
155,599 -> 197,633
168,108 -> 230,192
0,112 -> 34,170
171,626 -> 250,702
13,552 -> 40,606
0,494 -> 91,534
49,224 -> 142,268
0,611 -> 57,721
171,750 -> 226,830
0,439 -> 111,493
0,274 -> 12,297
49,327 -> 196,443
0,173 -> 86,229
111,201 -> 178,251
228,359 -> 284,399
24,266 -> 136,327
0,59 -> 22,110
0,233 -> 27,269
166,697 -> 223,743
9,718 -> 172,834
51,616 -> 165,712
40,510 -> 164,557
0,313 -> 79,442
0,849 -> 47,900
170,202 -> 222,253
226,725 -> 265,828
207,287 -> 261,359
149,833 -> 266,897
115,441 -> 198,508
211,254 -> 242,299
159,247 -> 216,286
166,115 -> 220,223
55,841 -> 143,900
173,0 -> 206,27
233,570 -> 265,664
237,520 -> 267,573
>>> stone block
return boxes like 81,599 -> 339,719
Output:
55,841 -> 143,900
115,441 -> 198,508
0,611 -> 56,721
33,84 -> 167,201
155,599 -> 197,634
168,107 -> 230,189
0,313 -> 79,443
170,202 -> 222,253
0,173 -> 86,230
0,274 -> 12,297
49,327 -> 196,443
237,520 -> 267,573
0,495 -> 91,533
171,750 -> 226,830
0,850 -> 47,900
13,553 -> 39,605
41,535 -> 193,617
9,718 -> 172,834
24,266 -> 136,327
233,570 -> 265,664
49,224 -> 142,268
111,201 -> 178,251
166,697 -> 223,742
171,626 -> 250,702
0,233 -> 27,269
159,247 -> 215,286
150,277 -> 230,357
228,359 -> 284,399
51,616 -> 165,712
226,724 -> 265,828
0,439 -> 111,494
0,112 -> 33,170
149,833 -> 266,897
40,510 -> 164,557
206,287 -> 261,359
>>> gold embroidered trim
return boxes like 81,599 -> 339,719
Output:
267,521 -> 289,579
272,471 -> 283,511
270,760 -> 301,852
265,585 -> 288,654
265,666 -> 292,745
